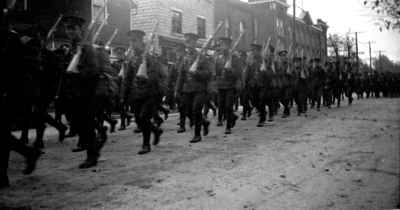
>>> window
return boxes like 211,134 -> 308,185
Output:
93,0 -> 108,22
276,18 -> 284,36
197,17 -> 206,38
269,2 -> 276,10
171,10 -> 182,34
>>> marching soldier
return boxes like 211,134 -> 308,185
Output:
309,58 -> 326,111
63,15 -> 108,168
257,45 -> 279,126
293,56 -> 308,115
215,37 -> 240,134
175,33 -> 212,143
241,44 -> 263,121
277,50 -> 291,117
124,29 -> 163,154
1,2 -> 43,188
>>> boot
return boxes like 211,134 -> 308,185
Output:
224,128 -> 232,134
138,145 -> 151,155
153,128 -> 163,146
177,127 -> 186,133
23,148 -> 43,175
203,120 -> 210,136
58,124 -> 67,142
78,156 -> 98,169
232,114 -> 238,128
190,136 -> 202,143
109,120 -> 117,133
134,127 -> 142,133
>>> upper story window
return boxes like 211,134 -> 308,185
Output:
197,17 -> 206,38
171,10 -> 182,34
276,18 -> 284,36
93,0 -> 108,22
269,2 -> 276,10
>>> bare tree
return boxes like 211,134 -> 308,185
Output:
363,0 -> 400,31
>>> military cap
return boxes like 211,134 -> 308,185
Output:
127,29 -> 146,40
184,33 -> 200,42
278,50 -> 288,56
250,43 -> 262,51
216,37 -> 232,46
62,16 -> 85,28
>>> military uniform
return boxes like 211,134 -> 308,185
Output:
215,37 -> 240,134
175,33 -> 211,143
241,44 -> 262,121
309,58 -> 326,111
0,7 -> 42,188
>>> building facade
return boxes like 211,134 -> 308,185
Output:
131,0 -> 215,60
217,0 -> 328,58
10,0 -> 327,59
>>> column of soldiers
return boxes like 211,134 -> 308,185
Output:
2,3 -> 400,189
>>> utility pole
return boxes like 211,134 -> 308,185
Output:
369,41 -> 372,71
292,0 -> 296,55
355,32 -> 359,72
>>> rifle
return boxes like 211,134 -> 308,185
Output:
105,28 -> 118,49
136,20 -> 159,79
66,1 -> 107,73
189,21 -> 224,73
224,23 -> 245,69
260,36 -> 271,72
286,44 -> 292,74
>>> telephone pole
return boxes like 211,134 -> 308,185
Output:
292,0 -> 296,55
369,41 -> 372,71
355,32 -> 359,72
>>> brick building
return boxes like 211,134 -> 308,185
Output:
216,0 -> 328,58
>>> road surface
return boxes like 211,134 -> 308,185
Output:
1,98 -> 399,210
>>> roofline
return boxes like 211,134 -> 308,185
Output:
248,0 -> 290,8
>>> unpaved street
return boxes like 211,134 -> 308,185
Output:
1,98 -> 399,210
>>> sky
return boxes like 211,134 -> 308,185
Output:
241,0 -> 400,63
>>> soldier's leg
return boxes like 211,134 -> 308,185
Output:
257,88 -> 267,126
0,119 -> 10,188
217,90 -> 226,126
190,92 -> 206,143
225,89 -> 237,134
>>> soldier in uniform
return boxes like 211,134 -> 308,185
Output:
309,58 -> 326,111
277,50 -> 291,117
128,30 -> 164,154
0,2 -> 42,188
214,37 -> 240,134
63,15 -> 108,168
343,61 -> 355,105
241,44 -> 262,121
257,45 -> 279,126
175,33 -> 212,143
293,56 -> 308,115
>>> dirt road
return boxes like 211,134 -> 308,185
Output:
1,98 -> 399,210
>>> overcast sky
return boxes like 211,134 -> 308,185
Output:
241,0 -> 400,63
